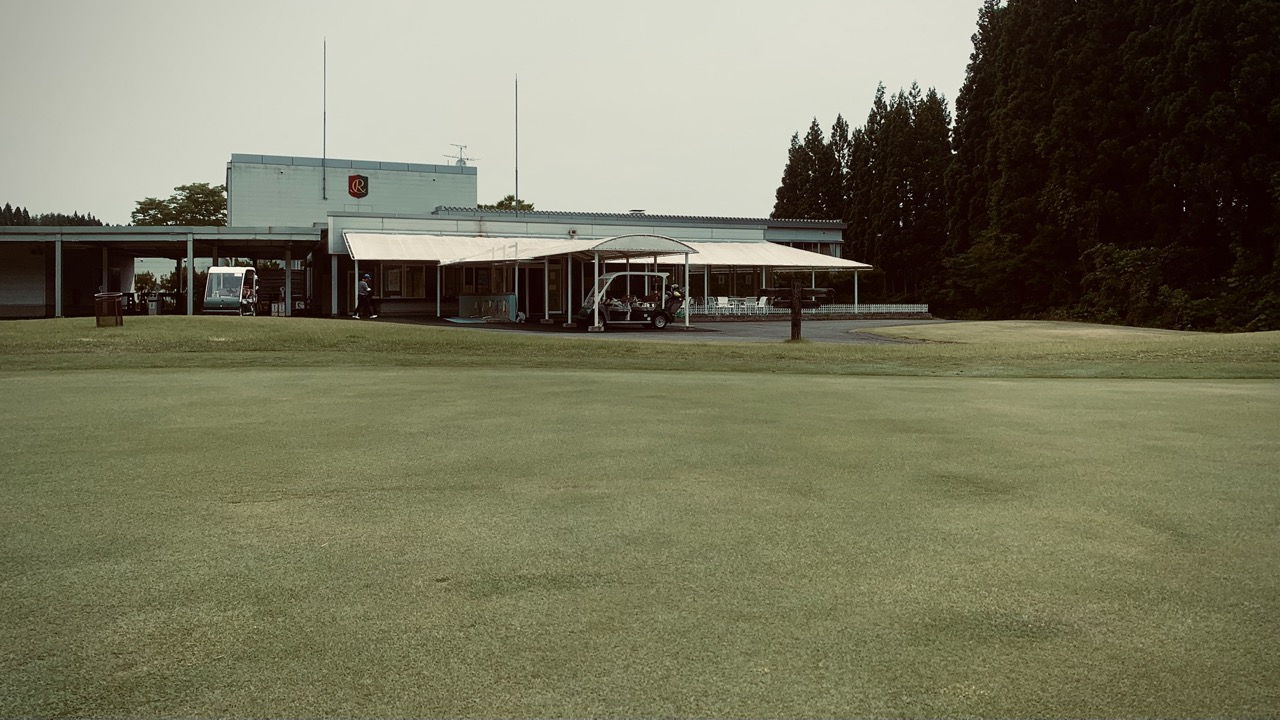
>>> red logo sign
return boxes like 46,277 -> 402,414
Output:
348,174 -> 369,199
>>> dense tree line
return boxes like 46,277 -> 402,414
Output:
774,0 -> 1279,330
131,183 -> 227,226
1,203 -> 104,227
478,195 -> 534,211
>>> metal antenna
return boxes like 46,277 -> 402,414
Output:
445,144 -> 479,167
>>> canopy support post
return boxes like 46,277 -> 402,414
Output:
684,252 -> 690,328
542,258 -> 552,323
588,252 -> 603,332
563,255 -> 576,328
436,264 -> 442,317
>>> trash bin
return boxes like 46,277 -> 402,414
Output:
94,292 -> 124,327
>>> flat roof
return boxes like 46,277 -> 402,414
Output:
230,153 -> 476,176
326,207 -> 845,229
0,226 -> 322,260
0,226 -> 320,240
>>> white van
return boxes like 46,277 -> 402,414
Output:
203,266 -> 258,315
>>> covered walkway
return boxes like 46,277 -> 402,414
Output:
341,232 -> 698,328
339,231 -> 873,322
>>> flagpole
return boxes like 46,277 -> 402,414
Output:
322,38 -> 328,200
514,74 -> 519,217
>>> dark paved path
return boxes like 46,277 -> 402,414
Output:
382,316 -> 954,345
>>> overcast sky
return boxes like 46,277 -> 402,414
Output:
2,0 -> 984,225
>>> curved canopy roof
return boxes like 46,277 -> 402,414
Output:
342,232 -> 868,270
644,241 -> 870,270
343,232 -> 696,265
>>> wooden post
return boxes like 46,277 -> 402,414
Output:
791,280 -> 802,341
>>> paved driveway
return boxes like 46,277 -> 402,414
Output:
395,317 -> 954,344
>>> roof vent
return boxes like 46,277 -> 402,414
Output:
629,209 -> 645,215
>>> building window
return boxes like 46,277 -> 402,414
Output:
381,265 -> 428,298
406,266 -> 426,298
384,267 -> 402,297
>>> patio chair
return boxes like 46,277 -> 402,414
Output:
715,297 -> 731,315
754,296 -> 770,314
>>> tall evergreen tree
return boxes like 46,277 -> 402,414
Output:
772,119 -> 841,220
841,84 -> 953,299
772,132 -> 809,219
944,0 -> 1278,328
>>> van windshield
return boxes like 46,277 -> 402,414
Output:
205,271 -> 244,299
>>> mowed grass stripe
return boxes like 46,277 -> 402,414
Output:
1,316 -> 1278,378
1,367 -> 1277,717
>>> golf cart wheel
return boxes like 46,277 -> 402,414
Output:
651,312 -> 670,329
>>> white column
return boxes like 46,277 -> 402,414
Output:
284,247 -> 293,316
543,258 -> 550,321
354,260 -> 360,316
683,252 -> 690,328
854,271 -> 859,314
330,255 -> 338,317
589,252 -> 602,332
563,255 -> 575,327
54,234 -> 63,318
762,265 -> 769,315
186,233 -> 194,315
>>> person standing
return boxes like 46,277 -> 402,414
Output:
353,273 -> 377,319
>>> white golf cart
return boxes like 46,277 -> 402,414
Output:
576,271 -> 684,331
203,266 -> 259,315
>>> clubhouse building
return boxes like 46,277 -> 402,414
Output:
0,153 -> 880,321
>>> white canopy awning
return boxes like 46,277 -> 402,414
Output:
641,241 -> 871,269
343,233 -> 500,263
343,232 -> 697,265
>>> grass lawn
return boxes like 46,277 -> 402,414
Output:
1,317 -> 1278,716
